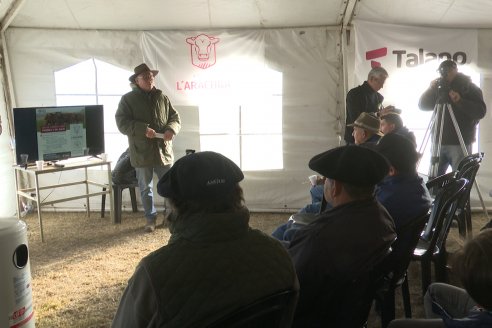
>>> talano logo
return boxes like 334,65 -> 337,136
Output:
186,34 -> 220,69
365,47 -> 468,68
365,47 -> 387,68
392,48 -> 467,67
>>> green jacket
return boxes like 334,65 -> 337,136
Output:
111,208 -> 299,328
116,86 -> 181,167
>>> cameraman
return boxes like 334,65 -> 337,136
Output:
419,60 -> 486,176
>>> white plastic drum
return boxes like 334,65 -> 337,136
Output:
0,217 -> 35,328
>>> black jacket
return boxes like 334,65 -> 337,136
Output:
345,81 -> 384,143
288,198 -> 396,327
419,73 -> 486,145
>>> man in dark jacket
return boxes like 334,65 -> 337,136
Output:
112,151 -> 299,328
116,63 -> 181,232
419,60 -> 486,176
287,146 -> 396,327
375,133 -> 432,231
345,66 -> 390,144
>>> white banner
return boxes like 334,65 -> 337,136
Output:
141,30 -> 266,106
354,20 -> 478,114
353,21 -> 479,175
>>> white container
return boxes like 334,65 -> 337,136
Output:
0,217 -> 35,328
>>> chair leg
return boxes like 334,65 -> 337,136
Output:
456,211 -> 467,239
101,187 -> 106,218
113,185 -> 123,224
465,202 -> 473,239
435,248 -> 448,283
420,259 -> 432,296
401,275 -> 412,318
380,288 -> 396,328
129,187 -> 138,212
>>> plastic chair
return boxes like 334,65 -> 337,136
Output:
457,152 -> 483,171
401,177 -> 468,303
453,156 -> 482,239
376,212 -> 430,327
101,183 -> 138,223
206,289 -> 298,328
334,246 -> 396,328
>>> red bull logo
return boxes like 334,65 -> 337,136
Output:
186,34 -> 220,69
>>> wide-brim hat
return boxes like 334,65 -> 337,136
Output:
129,63 -> 159,82
157,151 -> 244,200
308,145 -> 389,186
347,112 -> 383,136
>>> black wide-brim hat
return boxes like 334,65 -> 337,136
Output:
129,63 -> 159,82
309,145 -> 389,186
157,151 -> 244,200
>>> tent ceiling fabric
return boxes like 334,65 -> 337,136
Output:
3,0 -> 492,30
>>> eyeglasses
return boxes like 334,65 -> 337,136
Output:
137,73 -> 154,81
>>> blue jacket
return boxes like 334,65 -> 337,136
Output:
376,173 -> 432,231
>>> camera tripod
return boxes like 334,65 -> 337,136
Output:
418,100 -> 490,227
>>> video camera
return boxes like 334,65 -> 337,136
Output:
436,59 -> 456,103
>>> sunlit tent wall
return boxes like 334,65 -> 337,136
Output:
4,27 -> 343,213
2,22 -> 492,215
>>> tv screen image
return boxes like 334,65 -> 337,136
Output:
14,105 -> 105,164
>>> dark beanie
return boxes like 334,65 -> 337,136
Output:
376,133 -> 419,173
157,151 -> 244,200
308,145 -> 389,186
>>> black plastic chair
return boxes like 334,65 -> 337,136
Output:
376,212 -> 430,327
101,183 -> 139,223
206,289 -> 298,328
401,177 -> 468,303
453,155 -> 483,239
457,152 -> 483,171
334,246 -> 396,328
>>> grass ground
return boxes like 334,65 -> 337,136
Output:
19,210 -> 490,327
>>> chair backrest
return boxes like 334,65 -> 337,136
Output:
206,289 -> 298,328
457,152 -> 483,171
426,171 -> 456,196
333,247 -> 395,327
421,178 -> 468,254
383,212 -> 430,280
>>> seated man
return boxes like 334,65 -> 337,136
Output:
287,146 -> 396,327
272,134 -> 430,242
389,229 -> 492,328
380,112 -> 417,147
349,112 -> 383,145
375,133 -> 432,231
112,151 -> 299,328
271,176 -> 330,241
112,148 -> 137,185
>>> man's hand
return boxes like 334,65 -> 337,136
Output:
145,126 -> 156,138
448,90 -> 461,103
163,130 -> 174,141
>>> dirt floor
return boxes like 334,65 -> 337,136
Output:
20,210 -> 490,327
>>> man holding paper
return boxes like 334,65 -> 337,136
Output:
116,63 -> 181,232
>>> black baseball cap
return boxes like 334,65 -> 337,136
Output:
157,151 -> 244,200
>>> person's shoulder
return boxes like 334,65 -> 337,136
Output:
348,82 -> 365,94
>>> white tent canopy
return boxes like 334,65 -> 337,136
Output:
1,0 -> 492,216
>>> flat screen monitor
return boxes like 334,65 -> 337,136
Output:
13,105 -> 105,164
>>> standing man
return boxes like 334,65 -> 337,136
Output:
419,60 -> 486,176
344,66 -> 389,144
116,63 -> 181,232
